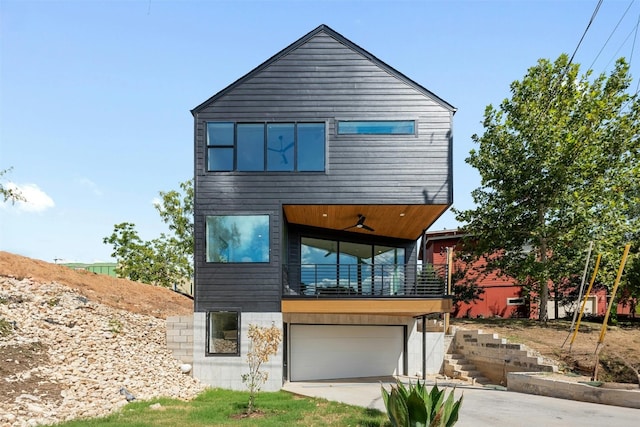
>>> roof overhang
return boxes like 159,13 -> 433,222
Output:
283,204 -> 449,241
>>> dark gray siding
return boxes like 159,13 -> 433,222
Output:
193,31 -> 452,312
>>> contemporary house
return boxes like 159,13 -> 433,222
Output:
191,25 -> 455,391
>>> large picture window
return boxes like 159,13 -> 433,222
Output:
206,215 -> 270,263
207,122 -> 325,172
207,311 -> 239,355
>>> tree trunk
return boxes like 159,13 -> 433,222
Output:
538,208 -> 549,321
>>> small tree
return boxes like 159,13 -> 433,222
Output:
241,323 -> 282,414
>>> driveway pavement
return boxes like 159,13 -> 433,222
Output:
282,377 -> 640,426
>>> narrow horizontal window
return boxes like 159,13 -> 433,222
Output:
207,311 -> 239,356
337,120 -> 415,135
507,297 -> 525,306
206,215 -> 270,263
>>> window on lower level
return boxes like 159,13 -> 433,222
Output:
507,297 -> 525,306
207,122 -> 325,172
207,311 -> 239,355
206,215 -> 270,263
337,120 -> 415,135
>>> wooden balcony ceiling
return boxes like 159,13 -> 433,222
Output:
283,204 -> 449,240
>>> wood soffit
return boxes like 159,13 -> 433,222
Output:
283,204 -> 449,240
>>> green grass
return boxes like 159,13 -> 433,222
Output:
53,388 -> 389,427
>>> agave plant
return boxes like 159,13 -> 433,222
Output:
381,379 -> 463,427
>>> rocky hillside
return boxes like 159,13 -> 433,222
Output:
0,253 -> 205,427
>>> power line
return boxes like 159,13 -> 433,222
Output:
570,0 -> 604,65
588,0 -> 635,70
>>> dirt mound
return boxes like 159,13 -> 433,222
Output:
0,251 -> 192,319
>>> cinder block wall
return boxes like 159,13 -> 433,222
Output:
453,329 -> 557,384
166,315 -> 194,365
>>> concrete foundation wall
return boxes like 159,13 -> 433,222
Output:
452,328 -> 557,384
193,312 -> 284,391
166,315 -> 194,365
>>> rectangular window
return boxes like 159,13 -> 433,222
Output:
297,123 -> 325,171
207,122 -> 235,171
206,215 -> 270,263
337,120 -> 415,135
237,124 -> 265,171
206,122 -> 325,172
267,123 -> 295,171
300,237 -> 405,295
207,311 -> 239,355
507,297 -> 525,306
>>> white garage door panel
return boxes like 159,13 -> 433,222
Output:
290,325 -> 403,381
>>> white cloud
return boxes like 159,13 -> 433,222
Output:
76,177 -> 103,196
5,182 -> 55,213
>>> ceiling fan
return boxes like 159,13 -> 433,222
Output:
344,214 -> 375,232
268,135 -> 294,164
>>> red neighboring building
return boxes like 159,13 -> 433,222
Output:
423,230 -> 525,318
422,229 -> 632,319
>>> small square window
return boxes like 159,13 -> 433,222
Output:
207,311 -> 239,355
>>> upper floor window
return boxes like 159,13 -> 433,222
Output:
207,122 -> 325,172
206,215 -> 270,263
337,120 -> 415,135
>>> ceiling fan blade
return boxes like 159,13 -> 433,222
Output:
362,224 -> 375,232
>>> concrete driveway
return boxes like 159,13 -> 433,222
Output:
282,377 -> 640,426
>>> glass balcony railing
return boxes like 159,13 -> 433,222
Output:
282,263 -> 447,298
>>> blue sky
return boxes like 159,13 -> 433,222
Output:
1,0 -> 638,263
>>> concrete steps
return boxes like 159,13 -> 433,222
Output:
443,352 -> 491,385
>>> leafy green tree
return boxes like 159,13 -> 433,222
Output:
103,180 -> 193,288
455,55 -> 639,321
0,167 -> 25,204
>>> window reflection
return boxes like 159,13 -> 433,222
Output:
206,122 -> 325,172
207,311 -> 239,355
237,124 -> 264,171
267,124 -> 295,171
297,123 -> 325,171
337,120 -> 415,135
300,237 -> 404,295
206,215 -> 269,263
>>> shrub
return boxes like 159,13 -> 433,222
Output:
381,379 -> 463,427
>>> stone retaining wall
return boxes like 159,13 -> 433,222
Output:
507,372 -> 640,409
451,327 -> 557,384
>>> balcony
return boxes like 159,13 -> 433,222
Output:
283,263 -> 448,298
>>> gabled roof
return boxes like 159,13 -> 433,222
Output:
191,24 -> 456,115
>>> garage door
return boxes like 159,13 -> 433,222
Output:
289,325 -> 404,381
